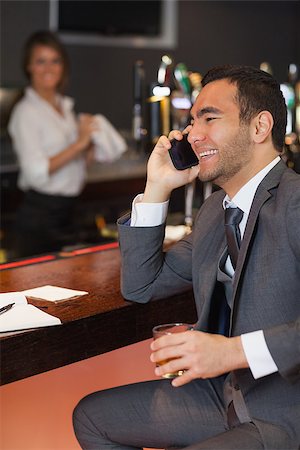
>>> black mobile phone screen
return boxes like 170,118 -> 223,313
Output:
169,134 -> 199,170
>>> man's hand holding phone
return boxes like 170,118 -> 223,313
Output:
169,133 -> 199,170
143,131 -> 200,203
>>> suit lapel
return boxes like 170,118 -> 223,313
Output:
193,195 -> 227,329
231,160 -> 287,302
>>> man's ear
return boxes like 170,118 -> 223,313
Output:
252,111 -> 274,144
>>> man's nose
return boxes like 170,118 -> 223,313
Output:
188,128 -> 206,144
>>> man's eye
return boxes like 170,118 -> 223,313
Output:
206,117 -> 217,122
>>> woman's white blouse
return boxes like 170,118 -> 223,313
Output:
8,87 -> 86,196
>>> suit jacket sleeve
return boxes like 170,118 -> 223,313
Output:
117,213 -> 194,303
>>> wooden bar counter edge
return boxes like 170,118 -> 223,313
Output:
0,244 -> 197,386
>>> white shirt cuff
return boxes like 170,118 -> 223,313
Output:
241,330 -> 278,379
130,194 -> 169,227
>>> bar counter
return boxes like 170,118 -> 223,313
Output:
0,244 -> 197,385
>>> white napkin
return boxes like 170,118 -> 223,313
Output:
22,285 -> 88,302
92,114 -> 127,162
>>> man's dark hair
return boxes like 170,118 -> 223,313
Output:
202,65 -> 287,151
22,30 -> 69,92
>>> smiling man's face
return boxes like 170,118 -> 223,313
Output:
188,79 -> 254,192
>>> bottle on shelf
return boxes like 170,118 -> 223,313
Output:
189,71 -> 202,104
280,63 -> 297,135
260,61 -> 273,75
171,62 -> 192,131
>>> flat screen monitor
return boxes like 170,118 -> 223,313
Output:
49,0 -> 178,48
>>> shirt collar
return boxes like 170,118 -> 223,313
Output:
223,156 -> 281,214
25,86 -> 74,112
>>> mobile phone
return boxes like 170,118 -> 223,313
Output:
168,134 -> 199,170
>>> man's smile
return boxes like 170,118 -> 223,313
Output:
198,149 -> 218,159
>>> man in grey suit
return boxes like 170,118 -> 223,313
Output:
73,66 -> 300,449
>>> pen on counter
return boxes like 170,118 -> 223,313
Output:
0,303 -> 15,315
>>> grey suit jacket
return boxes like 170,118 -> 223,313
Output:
118,160 -> 300,448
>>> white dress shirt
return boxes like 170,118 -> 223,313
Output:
130,156 -> 281,379
8,87 -> 86,196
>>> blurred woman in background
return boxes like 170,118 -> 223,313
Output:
9,30 -> 96,258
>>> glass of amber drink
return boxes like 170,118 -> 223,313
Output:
152,322 -> 193,379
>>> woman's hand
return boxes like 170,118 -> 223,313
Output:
150,330 -> 249,387
77,114 -> 96,150
85,144 -> 95,166
143,129 -> 199,203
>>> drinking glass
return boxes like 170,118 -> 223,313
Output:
152,322 -> 193,378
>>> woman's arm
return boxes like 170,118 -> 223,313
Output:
48,114 -> 95,174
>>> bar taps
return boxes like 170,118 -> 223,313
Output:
157,54 -> 173,87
